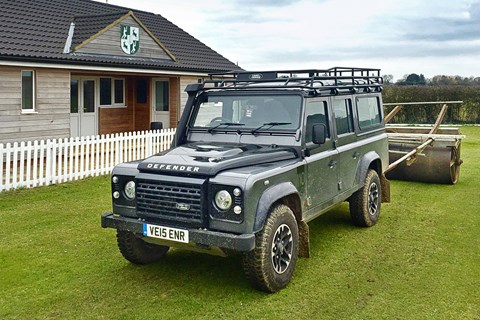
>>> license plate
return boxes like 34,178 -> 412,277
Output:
143,224 -> 189,244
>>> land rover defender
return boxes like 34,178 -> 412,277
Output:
101,67 -> 390,292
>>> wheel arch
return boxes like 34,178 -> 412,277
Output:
253,183 -> 299,230
355,151 -> 381,184
253,183 -> 310,258
354,151 -> 390,203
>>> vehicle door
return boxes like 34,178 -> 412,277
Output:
332,96 -> 359,192
304,99 -> 339,211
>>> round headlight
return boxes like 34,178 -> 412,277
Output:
124,181 -> 136,200
215,190 -> 232,211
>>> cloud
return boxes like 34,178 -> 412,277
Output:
96,0 -> 480,78
231,0 -> 305,7
391,0 -> 480,42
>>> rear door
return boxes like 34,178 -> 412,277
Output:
332,96 -> 358,192
304,99 -> 339,211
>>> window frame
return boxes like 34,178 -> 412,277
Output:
21,70 -> 36,113
355,95 -> 383,130
154,79 -> 170,112
304,99 -> 331,145
333,97 -> 355,136
99,77 -> 125,107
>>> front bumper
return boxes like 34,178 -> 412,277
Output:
101,212 -> 255,252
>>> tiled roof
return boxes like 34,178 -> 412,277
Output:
0,0 -> 241,72
71,12 -> 129,49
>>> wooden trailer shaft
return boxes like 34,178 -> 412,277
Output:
385,138 -> 434,174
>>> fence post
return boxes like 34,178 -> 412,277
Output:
26,141 -> 32,188
115,133 -> 120,166
0,143 -> 4,191
19,141 -> 26,188
39,140 -> 45,186
32,140 -> 38,187
146,130 -> 152,157
5,143 -> 11,191
45,139 -> 52,186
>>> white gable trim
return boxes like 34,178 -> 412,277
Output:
0,60 -> 210,77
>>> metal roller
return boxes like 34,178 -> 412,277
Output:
386,143 -> 462,184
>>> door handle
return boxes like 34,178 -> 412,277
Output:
328,160 -> 337,168
353,151 -> 361,159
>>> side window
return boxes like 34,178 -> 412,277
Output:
21,70 -> 35,112
305,100 -> 329,143
333,99 -> 354,135
356,96 -> 382,129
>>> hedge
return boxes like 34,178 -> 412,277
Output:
382,85 -> 480,124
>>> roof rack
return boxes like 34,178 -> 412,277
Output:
205,67 -> 383,94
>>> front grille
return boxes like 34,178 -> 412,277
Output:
136,179 -> 204,226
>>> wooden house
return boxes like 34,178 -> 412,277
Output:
0,0 -> 240,143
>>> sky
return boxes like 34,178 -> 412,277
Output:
97,0 -> 480,81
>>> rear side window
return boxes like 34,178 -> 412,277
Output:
305,100 -> 329,143
356,96 -> 382,129
333,99 -> 354,135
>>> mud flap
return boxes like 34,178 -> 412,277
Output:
380,173 -> 391,203
298,220 -> 310,258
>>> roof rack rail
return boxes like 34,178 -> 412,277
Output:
205,67 -> 383,92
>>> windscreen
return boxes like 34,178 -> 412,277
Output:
191,94 -> 302,131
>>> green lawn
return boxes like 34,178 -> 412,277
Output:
1,127 -> 479,320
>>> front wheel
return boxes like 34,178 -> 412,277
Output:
349,169 -> 381,227
116,231 -> 169,265
243,204 -> 299,293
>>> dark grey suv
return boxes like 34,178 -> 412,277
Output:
102,67 -> 390,292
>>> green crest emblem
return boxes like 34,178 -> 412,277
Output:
120,25 -> 140,55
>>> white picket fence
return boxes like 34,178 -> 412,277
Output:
0,129 -> 176,192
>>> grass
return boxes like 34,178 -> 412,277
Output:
1,127 -> 479,320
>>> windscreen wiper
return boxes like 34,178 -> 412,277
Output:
208,122 -> 245,133
251,122 -> 292,135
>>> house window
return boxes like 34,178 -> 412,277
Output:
114,79 -> 124,104
21,70 -> 35,112
70,80 -> 79,113
155,80 -> 169,111
136,79 -> 148,104
100,77 -> 125,106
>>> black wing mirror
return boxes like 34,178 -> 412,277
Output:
312,123 -> 327,145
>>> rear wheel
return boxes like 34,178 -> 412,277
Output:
349,169 -> 381,227
243,204 -> 299,293
116,231 -> 169,265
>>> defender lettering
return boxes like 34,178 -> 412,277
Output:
146,163 -> 200,172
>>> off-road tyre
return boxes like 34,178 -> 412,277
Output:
116,231 -> 169,265
349,169 -> 381,227
243,204 -> 299,293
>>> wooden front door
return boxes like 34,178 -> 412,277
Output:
134,78 -> 150,131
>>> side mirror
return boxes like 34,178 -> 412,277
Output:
312,123 -> 327,145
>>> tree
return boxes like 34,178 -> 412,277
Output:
397,73 -> 426,85
382,74 -> 394,84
